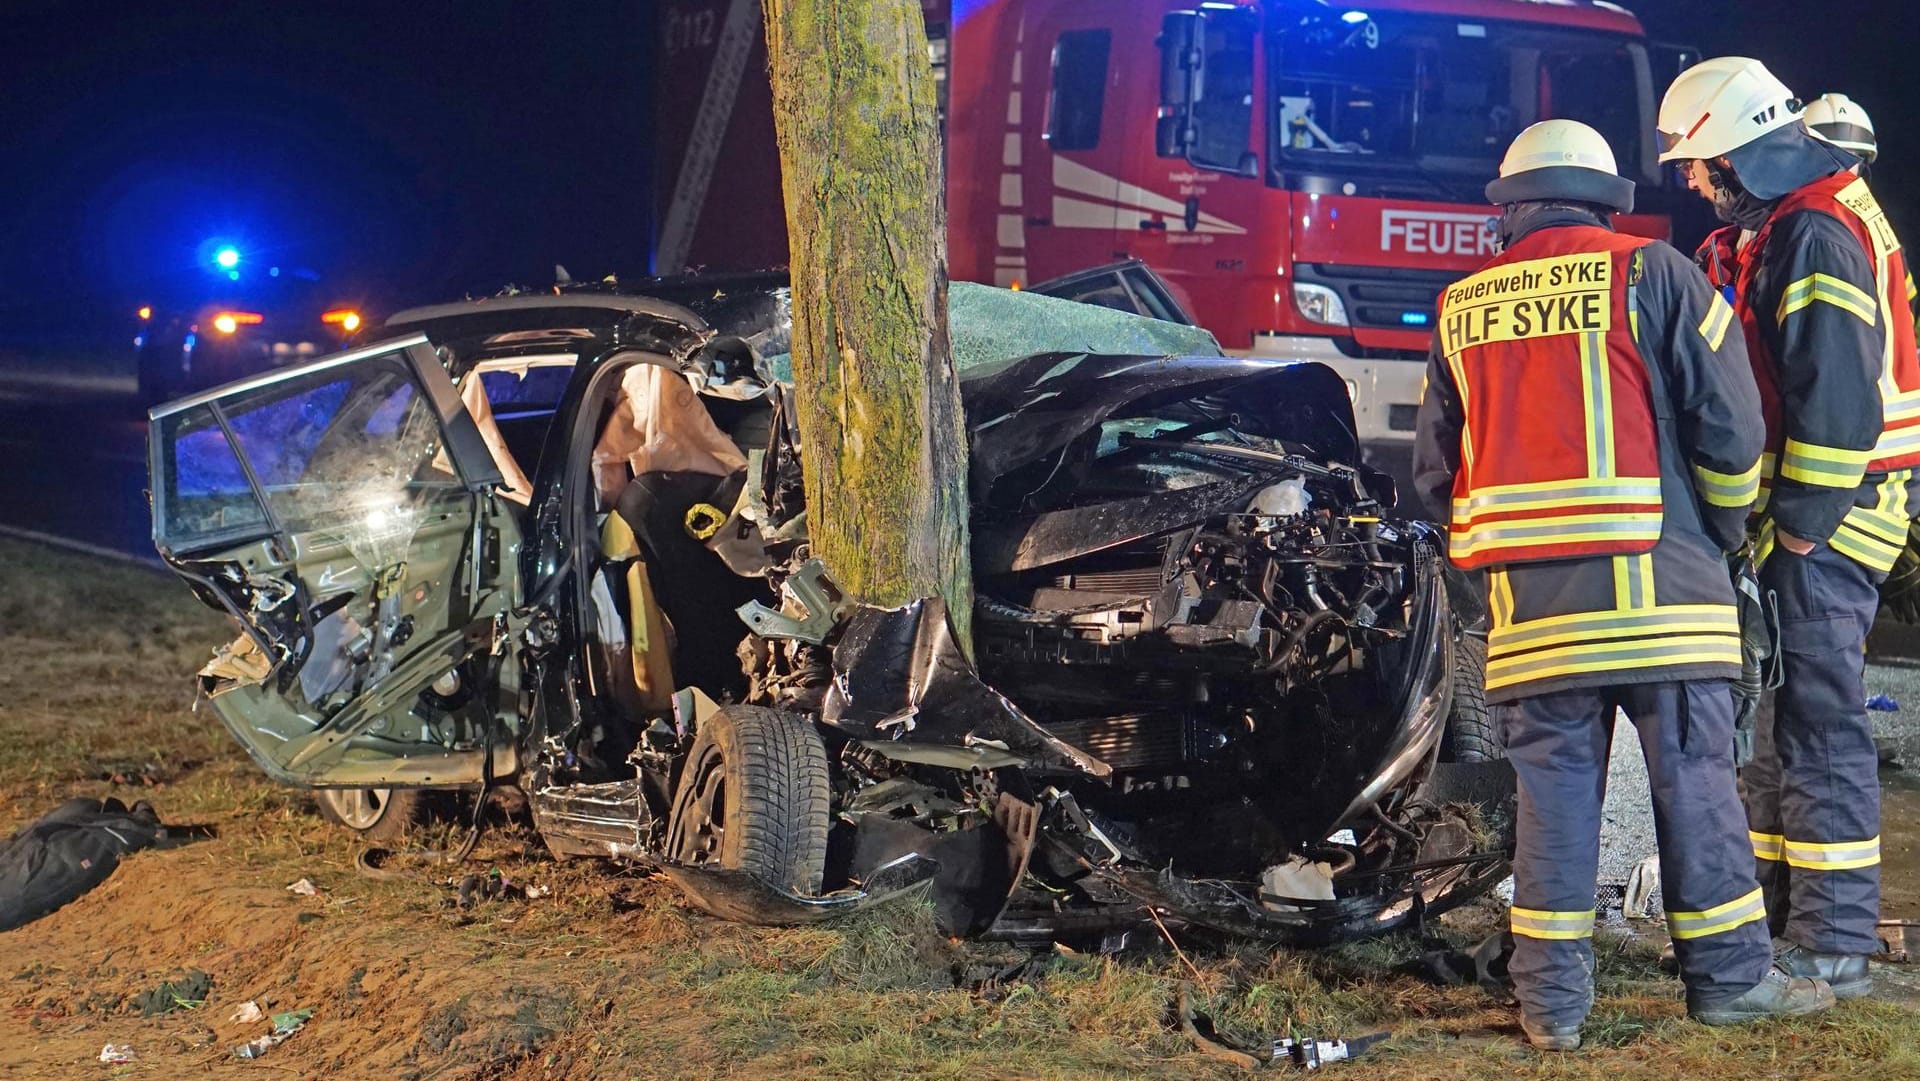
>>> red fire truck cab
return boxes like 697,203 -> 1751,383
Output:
654,0 -> 1693,444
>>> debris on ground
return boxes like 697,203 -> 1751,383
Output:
1880,921 -> 1920,962
1272,1033 -> 1391,1070
95,761 -> 169,787
229,1000 -> 264,1024
0,798 -> 170,932
130,969 -> 210,1016
450,869 -> 545,908
97,1043 -> 136,1064
1622,854 -> 1661,920
1418,930 -> 1517,1004
1174,984 -> 1391,1070
232,1007 -> 314,1060
1867,694 -> 1900,711
285,878 -> 320,896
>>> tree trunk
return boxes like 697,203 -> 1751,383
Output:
762,0 -> 973,643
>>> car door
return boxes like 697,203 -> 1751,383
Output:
148,334 -> 523,789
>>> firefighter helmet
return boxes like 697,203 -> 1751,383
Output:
1804,92 -> 1877,162
1485,119 -> 1635,213
1657,57 -> 1800,163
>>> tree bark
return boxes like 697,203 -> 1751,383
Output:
762,0 -> 972,643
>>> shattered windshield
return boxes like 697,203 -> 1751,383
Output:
1270,14 -> 1653,182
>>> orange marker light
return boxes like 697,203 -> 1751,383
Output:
136,305 -> 152,321
211,311 -> 263,334
321,309 -> 363,332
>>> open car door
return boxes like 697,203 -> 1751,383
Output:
149,335 -> 523,789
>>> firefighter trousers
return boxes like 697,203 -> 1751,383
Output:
1743,544 -> 1883,956
1497,681 -> 1772,1025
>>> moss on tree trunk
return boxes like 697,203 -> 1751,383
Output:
763,0 -> 973,646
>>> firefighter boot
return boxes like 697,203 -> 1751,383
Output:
1689,965 -> 1836,1025
1775,938 -> 1874,999
1519,1015 -> 1582,1052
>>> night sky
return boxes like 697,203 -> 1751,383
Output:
0,0 -> 1909,348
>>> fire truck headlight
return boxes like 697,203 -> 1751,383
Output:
1292,282 -> 1350,327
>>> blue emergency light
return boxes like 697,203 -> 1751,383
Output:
214,246 -> 241,270
1401,311 -> 1431,326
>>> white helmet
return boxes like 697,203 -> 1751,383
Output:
1657,57 -> 1800,163
1485,119 -> 1634,212
1804,92 -> 1877,162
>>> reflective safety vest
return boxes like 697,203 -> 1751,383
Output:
1438,226 -> 1660,570
1738,173 -> 1920,502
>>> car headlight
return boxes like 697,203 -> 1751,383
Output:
1292,282 -> 1350,327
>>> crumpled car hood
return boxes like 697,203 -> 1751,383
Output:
961,354 -> 1361,502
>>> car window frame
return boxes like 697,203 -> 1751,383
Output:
150,335 -> 504,556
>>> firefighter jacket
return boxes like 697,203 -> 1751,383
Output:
1414,206 -> 1764,703
1735,170 -> 1920,572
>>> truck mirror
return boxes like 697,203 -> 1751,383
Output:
1156,113 -> 1182,158
1157,12 -> 1203,110
1237,151 -> 1260,179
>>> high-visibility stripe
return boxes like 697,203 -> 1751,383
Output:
1694,459 -> 1761,507
1883,391 -> 1920,423
1831,522 -> 1904,572
1489,603 -> 1738,653
1751,831 -> 1785,862
1490,568 -> 1515,629
1698,291 -> 1735,350
1782,835 -> 1881,871
1581,331 -> 1614,477
1452,478 -> 1663,520
1779,438 -> 1873,488
1668,887 -> 1767,940
1486,634 -> 1741,689
1776,272 -> 1878,326
1511,906 -> 1596,940
1871,422 -> 1920,460
1449,513 -> 1662,560
1612,553 -> 1652,610
1446,348 -> 1475,470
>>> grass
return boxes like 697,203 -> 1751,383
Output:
2,533 -> 1918,1079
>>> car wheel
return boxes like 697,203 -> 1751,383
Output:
314,788 -> 431,843
1443,634 -> 1500,763
663,705 -> 831,895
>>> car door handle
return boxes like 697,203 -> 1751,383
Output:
1138,219 -> 1167,231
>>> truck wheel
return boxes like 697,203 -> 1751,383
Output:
664,705 -> 830,895
1442,635 -> 1500,763
315,788 -> 433,843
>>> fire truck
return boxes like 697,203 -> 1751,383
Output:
653,0 -> 1696,446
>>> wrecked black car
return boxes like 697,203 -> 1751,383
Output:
148,271 -> 1511,944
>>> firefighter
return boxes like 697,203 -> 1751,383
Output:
1689,92 -> 1878,303
1804,93 -> 1878,168
1414,119 -> 1835,1050
1658,57 -> 1920,1001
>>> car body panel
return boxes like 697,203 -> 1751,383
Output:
149,337 -> 523,788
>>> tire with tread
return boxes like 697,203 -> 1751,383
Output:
666,705 -> 831,895
1444,635 -> 1500,763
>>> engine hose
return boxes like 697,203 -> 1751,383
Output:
1260,608 -> 1346,674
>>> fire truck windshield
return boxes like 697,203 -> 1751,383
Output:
1269,13 -> 1655,188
